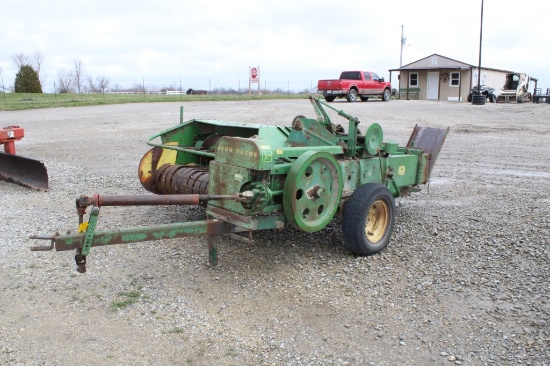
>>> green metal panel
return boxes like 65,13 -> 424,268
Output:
340,159 -> 360,195
386,155 -> 419,188
256,126 -> 292,147
286,117 -> 340,147
51,220 -> 229,251
381,141 -> 399,154
215,137 -> 274,171
208,161 -> 251,214
358,157 -> 384,185
272,146 -> 343,159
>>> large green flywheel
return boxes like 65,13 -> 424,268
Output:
283,151 -> 342,232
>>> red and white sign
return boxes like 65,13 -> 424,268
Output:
249,66 -> 260,83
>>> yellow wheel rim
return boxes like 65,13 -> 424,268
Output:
365,199 -> 389,243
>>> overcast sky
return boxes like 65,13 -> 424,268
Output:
2,0 -> 549,93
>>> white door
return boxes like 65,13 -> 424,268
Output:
427,72 -> 439,100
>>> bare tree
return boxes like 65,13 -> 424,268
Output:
88,75 -> 110,93
57,69 -> 75,93
96,76 -> 110,93
0,67 -> 5,93
87,75 -> 97,92
32,51 -> 45,86
131,82 -> 146,93
87,75 -> 98,93
73,59 -> 85,93
110,83 -> 123,92
13,52 -> 46,87
12,53 -> 30,68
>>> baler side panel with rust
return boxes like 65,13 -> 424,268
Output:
208,162 -> 252,214
207,161 -> 283,216
358,158 -> 384,186
341,155 -> 419,197
215,137 -> 274,171
385,155 -> 421,188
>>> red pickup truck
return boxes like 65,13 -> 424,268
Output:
317,71 -> 392,102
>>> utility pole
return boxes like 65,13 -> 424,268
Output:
477,0 -> 484,93
471,0 -> 486,105
400,25 -> 406,67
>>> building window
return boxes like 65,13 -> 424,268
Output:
450,72 -> 460,87
409,73 -> 418,87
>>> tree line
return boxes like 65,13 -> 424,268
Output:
3,51 -> 316,95
6,51 -> 111,94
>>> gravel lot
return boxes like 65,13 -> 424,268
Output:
1,99 -> 549,366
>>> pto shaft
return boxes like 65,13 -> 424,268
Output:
76,193 -> 244,209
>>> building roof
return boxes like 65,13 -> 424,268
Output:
389,53 -> 515,74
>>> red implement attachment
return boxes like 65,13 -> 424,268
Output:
0,126 -> 49,191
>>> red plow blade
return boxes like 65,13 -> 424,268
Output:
0,152 -> 49,190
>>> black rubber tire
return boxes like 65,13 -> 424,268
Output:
382,88 -> 391,101
324,95 -> 335,102
342,183 -> 395,256
346,89 -> 358,102
467,93 -> 472,102
360,96 -> 369,102
489,94 -> 496,103
472,94 -> 486,105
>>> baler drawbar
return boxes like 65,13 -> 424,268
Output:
31,97 -> 448,273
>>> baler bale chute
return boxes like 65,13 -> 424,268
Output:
31,97 -> 448,273
0,126 -> 49,191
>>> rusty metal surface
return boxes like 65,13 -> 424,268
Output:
139,143 -> 211,195
0,152 -> 49,190
74,193 -> 241,208
155,165 -> 209,194
138,147 -> 165,193
95,193 -> 201,206
31,219 -> 232,251
406,125 -> 449,178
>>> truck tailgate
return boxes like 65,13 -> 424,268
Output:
317,79 -> 342,90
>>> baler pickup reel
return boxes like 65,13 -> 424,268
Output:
30,97 -> 448,272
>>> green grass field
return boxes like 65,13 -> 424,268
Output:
0,92 -> 311,111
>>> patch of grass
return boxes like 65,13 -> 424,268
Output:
110,290 -> 143,310
165,327 -> 185,334
226,348 -> 239,357
0,92 -> 311,111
